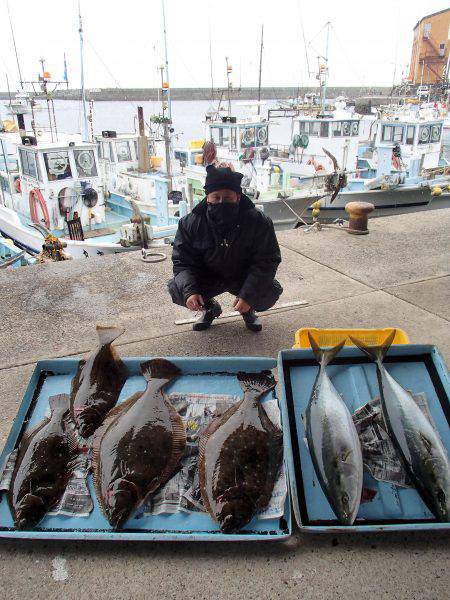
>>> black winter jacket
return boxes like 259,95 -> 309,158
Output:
171,194 -> 281,307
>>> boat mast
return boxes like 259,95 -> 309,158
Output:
257,25 -> 264,115
78,0 -> 90,141
321,21 -> 330,113
161,0 -> 172,121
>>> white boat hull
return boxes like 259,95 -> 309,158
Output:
0,204 -> 134,259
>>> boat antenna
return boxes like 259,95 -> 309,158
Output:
6,1 -> 23,90
321,21 -> 330,113
5,74 -> 12,107
78,0 -> 90,141
257,24 -> 264,115
161,0 -> 172,121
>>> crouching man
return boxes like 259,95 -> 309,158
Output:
168,164 -> 283,332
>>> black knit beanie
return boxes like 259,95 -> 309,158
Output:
204,165 -> 244,195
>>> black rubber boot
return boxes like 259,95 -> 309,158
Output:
242,310 -> 262,332
192,299 -> 222,331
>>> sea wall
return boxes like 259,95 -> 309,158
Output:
0,86 -> 391,102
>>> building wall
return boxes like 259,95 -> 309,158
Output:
409,9 -> 450,85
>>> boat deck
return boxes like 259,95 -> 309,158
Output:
0,208 -> 449,598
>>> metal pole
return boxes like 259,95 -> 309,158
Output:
257,25 -> 264,115
78,0 -> 89,141
321,21 -> 330,113
163,122 -> 173,192
226,57 -> 232,116
161,0 -> 172,121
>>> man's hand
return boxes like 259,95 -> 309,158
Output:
233,297 -> 251,314
186,294 -> 204,311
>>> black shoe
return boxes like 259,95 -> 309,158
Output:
192,299 -> 222,331
242,310 -> 262,332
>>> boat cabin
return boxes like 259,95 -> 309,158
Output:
207,118 -> 269,154
0,133 -> 104,232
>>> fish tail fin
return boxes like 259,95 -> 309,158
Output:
96,325 -> 125,346
237,371 -> 276,395
140,358 -> 181,383
48,393 -> 70,415
308,333 -> 346,367
349,329 -> 396,363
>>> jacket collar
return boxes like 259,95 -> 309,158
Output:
192,193 -> 255,216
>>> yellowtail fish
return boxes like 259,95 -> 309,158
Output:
350,331 -> 450,522
92,358 -> 185,529
306,334 -> 363,525
70,325 -> 128,438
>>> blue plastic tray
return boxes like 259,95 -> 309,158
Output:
0,356 -> 291,541
278,344 -> 450,532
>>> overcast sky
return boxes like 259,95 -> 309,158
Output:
0,0 -> 448,91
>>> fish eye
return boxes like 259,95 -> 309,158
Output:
341,492 -> 349,506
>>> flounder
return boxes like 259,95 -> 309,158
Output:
8,394 -> 78,529
350,330 -> 450,522
198,371 -> 283,533
70,325 -> 128,438
92,358 -> 185,529
305,334 -> 363,525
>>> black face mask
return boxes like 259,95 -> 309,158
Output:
207,202 -> 239,231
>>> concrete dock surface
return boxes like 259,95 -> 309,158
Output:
0,208 -> 448,599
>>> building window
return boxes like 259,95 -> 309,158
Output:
423,23 -> 431,38
439,43 -> 446,57
406,125 -> 415,145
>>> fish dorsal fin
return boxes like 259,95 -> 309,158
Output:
237,371 -> 276,396
349,330 -> 396,363
96,325 -> 125,346
308,333 -> 346,368
140,358 -> 181,384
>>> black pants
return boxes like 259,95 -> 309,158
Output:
168,276 -> 283,312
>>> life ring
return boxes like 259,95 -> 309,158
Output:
29,188 -> 50,229
14,178 -> 21,193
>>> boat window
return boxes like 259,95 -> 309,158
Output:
18,148 -> 37,179
351,121 -> 359,136
97,142 -> 103,159
116,140 -> 132,162
393,125 -> 404,142
309,122 -> 321,137
332,121 -> 342,137
190,151 -> 203,165
320,122 -> 329,137
220,128 -> 230,146
231,127 -> 237,149
44,151 -> 72,181
74,149 -> 98,177
240,127 -> 255,148
381,125 -> 393,142
406,125 -> 415,145
174,150 -> 188,162
0,174 -> 10,194
133,140 -> 138,160
431,124 -> 442,143
342,121 -> 351,136
256,125 -> 268,146
210,126 -> 221,145
298,121 -> 306,133
101,142 -> 114,161
418,125 -> 431,144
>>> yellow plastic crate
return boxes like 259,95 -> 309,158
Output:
190,139 -> 205,149
293,327 -> 410,349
